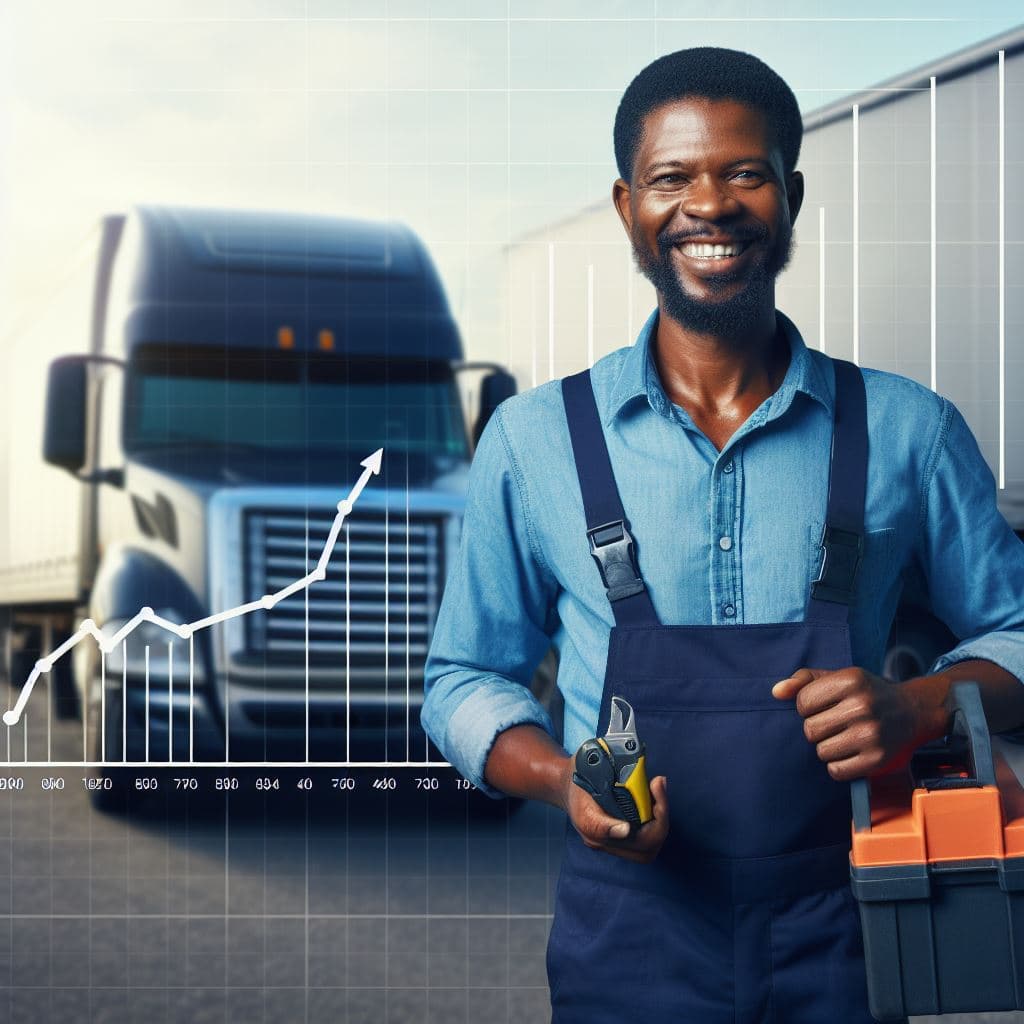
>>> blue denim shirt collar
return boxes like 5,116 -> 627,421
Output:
604,307 -> 833,427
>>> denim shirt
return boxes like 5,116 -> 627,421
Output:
421,308 -> 1024,798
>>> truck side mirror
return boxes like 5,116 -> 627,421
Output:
43,356 -> 89,472
472,369 -> 517,448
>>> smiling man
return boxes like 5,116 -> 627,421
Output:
421,47 -> 1024,1023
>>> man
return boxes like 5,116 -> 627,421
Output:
421,47 -> 1024,1023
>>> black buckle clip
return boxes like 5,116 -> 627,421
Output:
587,520 -> 646,602
811,524 -> 863,605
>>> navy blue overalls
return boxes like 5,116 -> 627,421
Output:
547,357 -> 884,1023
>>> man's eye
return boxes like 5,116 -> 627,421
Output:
652,174 -> 684,186
734,170 -> 763,183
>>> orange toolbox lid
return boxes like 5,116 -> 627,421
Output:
851,682 -> 1024,868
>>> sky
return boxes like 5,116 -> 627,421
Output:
1,0 -> 1022,362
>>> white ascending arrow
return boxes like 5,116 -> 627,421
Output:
3,448 -> 384,727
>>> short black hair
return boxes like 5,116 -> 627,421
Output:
613,47 -> 802,183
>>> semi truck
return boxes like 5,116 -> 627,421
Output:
502,25 -> 1024,683
0,204 -> 531,777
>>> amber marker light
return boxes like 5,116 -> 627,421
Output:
277,326 -> 295,349
318,329 -> 335,351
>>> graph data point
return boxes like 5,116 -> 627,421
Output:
141,606 -> 154,620
315,568 -> 327,582
178,625 -> 192,639
261,594 -> 276,609
36,659 -> 50,673
81,618 -> 94,630
2,711 -> 16,726
337,499 -> 353,516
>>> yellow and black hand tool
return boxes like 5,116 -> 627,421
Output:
572,695 -> 653,827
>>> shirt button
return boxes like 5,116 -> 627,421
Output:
723,461 -> 734,474
723,603 -> 736,617
718,536 -> 732,551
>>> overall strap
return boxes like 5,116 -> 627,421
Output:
561,370 -> 660,627
805,359 -> 869,626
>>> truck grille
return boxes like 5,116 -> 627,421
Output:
242,507 -> 444,674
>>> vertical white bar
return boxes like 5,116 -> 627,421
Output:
587,264 -> 595,369
23,714 -> 27,764
100,648 -> 106,763
852,103 -> 860,366
405,463 -> 411,765
530,272 -> 538,389
144,645 -> 150,763
305,513 -> 310,764
3,629 -> 9,762
548,242 -> 555,382
43,620 -> 55,762
998,50 -> 1006,489
122,640 -> 127,763
224,647 -> 229,764
167,639 -> 173,764
818,207 -> 826,352
930,76 -> 937,392
505,3 -> 513,377
384,500 -> 390,763
188,634 -> 194,764
345,520 -> 350,764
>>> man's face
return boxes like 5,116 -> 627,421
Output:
614,97 -> 804,336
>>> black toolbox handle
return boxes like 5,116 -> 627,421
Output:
851,681 -> 995,833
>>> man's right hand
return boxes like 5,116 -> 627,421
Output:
482,723 -> 670,863
562,768 -> 670,864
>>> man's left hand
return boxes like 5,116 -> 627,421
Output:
771,667 -> 942,782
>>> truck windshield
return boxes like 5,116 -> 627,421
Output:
125,344 -> 470,460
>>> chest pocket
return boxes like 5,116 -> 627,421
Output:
808,520 -> 897,602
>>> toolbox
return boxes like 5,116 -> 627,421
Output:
850,682 -> 1024,1021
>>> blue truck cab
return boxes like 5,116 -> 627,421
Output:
38,204 -> 517,768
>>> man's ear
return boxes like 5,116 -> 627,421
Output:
787,170 -> 805,229
612,178 -> 634,236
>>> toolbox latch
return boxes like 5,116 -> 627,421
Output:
812,524 -> 863,604
587,520 -> 646,602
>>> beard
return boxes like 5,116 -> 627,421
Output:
631,221 -> 795,337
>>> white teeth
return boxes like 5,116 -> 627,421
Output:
680,241 -> 745,258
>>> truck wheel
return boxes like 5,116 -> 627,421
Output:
85,674 -> 129,814
8,624 -> 41,694
883,612 -> 956,683
51,642 -> 79,721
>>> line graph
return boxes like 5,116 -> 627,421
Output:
2,447 -> 452,770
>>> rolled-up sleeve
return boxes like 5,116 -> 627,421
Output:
421,402 -> 560,797
918,398 -> 1024,691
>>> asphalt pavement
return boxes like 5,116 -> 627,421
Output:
1,691 -> 1024,1023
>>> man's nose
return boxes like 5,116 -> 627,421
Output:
681,174 -> 741,221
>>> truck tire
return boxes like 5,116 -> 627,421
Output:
883,610 -> 956,683
85,665 -> 131,814
8,624 -> 41,694
51,640 -> 79,722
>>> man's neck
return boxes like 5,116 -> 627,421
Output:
652,304 -> 789,416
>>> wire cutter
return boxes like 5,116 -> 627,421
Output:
572,695 -> 653,827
